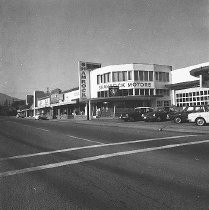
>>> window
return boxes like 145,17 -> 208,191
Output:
128,71 -> 132,80
122,71 -> 127,81
164,100 -> 170,107
104,73 -> 110,83
149,71 -> 153,81
166,73 -> 169,82
104,74 -> 106,83
135,89 -> 139,95
118,72 -> 122,82
157,101 -> 163,107
155,72 -> 159,80
195,106 -> 204,112
97,92 -> 101,98
101,75 -> 104,83
145,89 -> 149,95
159,72 -> 163,81
162,72 -> 166,82
123,89 -> 128,96
134,71 -> 138,81
150,89 -> 154,95
104,91 -> 108,97
128,89 -> 133,95
101,91 -> 105,97
97,75 -> 100,84
139,71 -> 144,81
140,89 -> 145,95
144,71 -> 148,81
112,72 -> 118,82
186,107 -> 194,111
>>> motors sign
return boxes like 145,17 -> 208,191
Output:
79,61 -> 101,100
99,82 -> 154,90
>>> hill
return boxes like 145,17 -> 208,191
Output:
0,93 -> 22,106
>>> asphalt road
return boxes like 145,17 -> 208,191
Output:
1,116 -> 209,210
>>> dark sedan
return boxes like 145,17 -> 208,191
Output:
120,107 -> 153,122
143,107 -> 177,122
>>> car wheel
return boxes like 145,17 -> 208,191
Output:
174,117 -> 182,124
156,116 -> 162,122
195,117 -> 206,126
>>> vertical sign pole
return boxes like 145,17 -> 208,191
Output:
88,99 -> 91,120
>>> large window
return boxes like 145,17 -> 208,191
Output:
134,71 -> 138,81
176,90 -> 209,107
144,71 -> 148,81
139,71 -> 143,81
112,72 -> 118,82
97,75 -> 100,84
128,71 -> 132,80
155,71 -> 170,82
134,70 -> 154,81
149,71 -> 153,81
122,71 -> 127,81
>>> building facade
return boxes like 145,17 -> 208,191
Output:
168,62 -> 209,107
19,61 -> 209,119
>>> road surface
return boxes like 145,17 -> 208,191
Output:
0,117 -> 209,209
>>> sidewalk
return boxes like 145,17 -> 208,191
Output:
54,117 -> 209,134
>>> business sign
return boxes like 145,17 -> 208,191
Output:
109,86 -> 119,97
37,98 -> 50,108
79,61 -> 101,100
50,93 -> 64,104
98,82 -> 154,91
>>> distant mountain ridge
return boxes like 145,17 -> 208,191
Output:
0,93 -> 22,105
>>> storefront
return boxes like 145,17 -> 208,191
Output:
78,62 -> 172,118
167,62 -> 209,107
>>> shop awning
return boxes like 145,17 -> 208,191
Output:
82,95 -> 163,103
165,80 -> 199,90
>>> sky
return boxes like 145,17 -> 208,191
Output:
0,0 -> 208,99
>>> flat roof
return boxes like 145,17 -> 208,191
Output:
82,95 -> 163,103
190,66 -> 209,77
165,80 -> 199,90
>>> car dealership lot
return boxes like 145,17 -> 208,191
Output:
1,116 -> 209,209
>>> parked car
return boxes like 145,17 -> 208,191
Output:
120,107 -> 153,122
34,114 -> 48,120
143,107 -> 171,122
169,105 -> 208,124
188,106 -> 209,126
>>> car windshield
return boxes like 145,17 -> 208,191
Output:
135,107 -> 153,113
152,107 -> 165,112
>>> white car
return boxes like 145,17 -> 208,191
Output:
188,111 -> 209,126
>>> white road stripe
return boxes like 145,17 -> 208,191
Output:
66,135 -> 103,144
1,138 -> 209,178
0,135 -> 197,161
